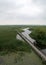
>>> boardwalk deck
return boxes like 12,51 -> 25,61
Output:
16,31 -> 46,63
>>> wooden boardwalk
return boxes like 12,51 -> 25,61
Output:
17,31 -> 46,63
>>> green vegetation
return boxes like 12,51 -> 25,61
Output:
29,26 -> 46,49
0,25 -> 45,65
0,51 -> 43,65
0,26 -> 31,55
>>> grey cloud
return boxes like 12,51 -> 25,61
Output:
0,0 -> 46,23
33,0 -> 46,5
0,0 -> 16,20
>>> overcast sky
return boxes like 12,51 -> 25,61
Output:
0,0 -> 46,25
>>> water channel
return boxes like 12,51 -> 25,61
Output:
16,27 -> 46,55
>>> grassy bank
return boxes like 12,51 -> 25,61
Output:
0,25 -> 45,65
0,26 -> 31,55
29,26 -> 46,49
0,51 -> 43,65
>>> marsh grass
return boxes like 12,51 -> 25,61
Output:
0,26 -> 31,55
29,26 -> 46,49
0,25 -> 45,65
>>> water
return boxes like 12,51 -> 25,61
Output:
16,27 -> 46,55
41,49 -> 46,56
16,28 -> 36,43
16,34 -> 23,41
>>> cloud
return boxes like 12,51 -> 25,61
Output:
0,0 -> 46,25
16,0 -> 43,16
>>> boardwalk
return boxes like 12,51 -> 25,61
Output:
17,31 -> 46,63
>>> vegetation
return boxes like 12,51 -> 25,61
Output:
29,26 -> 46,49
0,25 -> 45,65
0,26 -> 31,55
0,51 -> 43,65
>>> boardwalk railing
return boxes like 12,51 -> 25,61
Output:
16,30 -> 46,63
